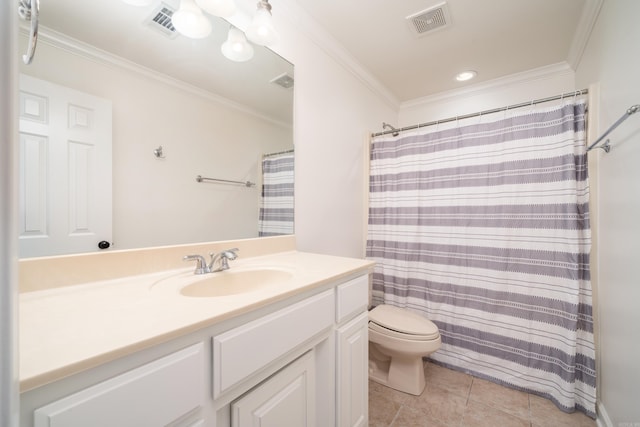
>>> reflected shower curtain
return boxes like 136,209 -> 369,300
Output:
367,101 -> 595,417
258,152 -> 294,236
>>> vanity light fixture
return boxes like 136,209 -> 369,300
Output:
172,0 -> 212,39
246,0 -> 279,47
221,27 -> 254,62
128,0 -> 279,58
455,70 -> 477,82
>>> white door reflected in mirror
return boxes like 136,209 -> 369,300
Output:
18,75 -> 113,258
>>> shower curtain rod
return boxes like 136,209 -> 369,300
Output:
372,89 -> 589,137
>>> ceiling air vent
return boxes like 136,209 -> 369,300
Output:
406,2 -> 451,37
270,73 -> 294,89
146,3 -> 178,39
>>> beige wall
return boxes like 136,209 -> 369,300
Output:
268,1 -> 398,258
18,35 -> 291,251
575,1 -> 640,425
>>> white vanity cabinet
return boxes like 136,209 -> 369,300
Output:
20,272 -> 371,427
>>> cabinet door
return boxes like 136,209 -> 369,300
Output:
337,312 -> 368,427
231,350 -> 315,427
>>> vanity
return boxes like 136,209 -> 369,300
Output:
19,237 -> 373,427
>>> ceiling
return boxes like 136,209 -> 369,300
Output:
294,0 -> 597,104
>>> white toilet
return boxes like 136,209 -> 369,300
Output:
368,304 -> 441,395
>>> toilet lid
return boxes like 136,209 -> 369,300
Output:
369,305 -> 439,339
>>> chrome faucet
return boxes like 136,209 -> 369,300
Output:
208,248 -> 239,272
183,254 -> 210,275
184,248 -> 239,274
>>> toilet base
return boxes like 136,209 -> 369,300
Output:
368,344 -> 426,395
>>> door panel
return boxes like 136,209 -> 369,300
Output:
19,74 -> 112,257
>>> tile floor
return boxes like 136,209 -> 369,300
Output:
369,361 -> 596,427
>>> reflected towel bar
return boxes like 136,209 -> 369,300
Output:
196,175 -> 255,187
587,104 -> 639,153
263,148 -> 294,158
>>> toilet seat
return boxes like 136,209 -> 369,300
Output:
369,305 -> 439,340
369,322 -> 439,341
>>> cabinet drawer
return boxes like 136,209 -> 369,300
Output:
213,289 -> 334,398
34,342 -> 205,427
336,275 -> 369,324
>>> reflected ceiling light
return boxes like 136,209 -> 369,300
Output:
221,27 -> 254,62
246,0 -> 279,46
160,0 -> 279,61
122,0 -> 153,5
172,0 -> 212,39
455,70 -> 477,81
196,0 -> 236,18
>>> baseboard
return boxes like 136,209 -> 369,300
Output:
597,401 -> 613,427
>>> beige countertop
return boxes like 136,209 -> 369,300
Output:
20,250 -> 374,392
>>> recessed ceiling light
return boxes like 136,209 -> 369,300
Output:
455,70 -> 477,82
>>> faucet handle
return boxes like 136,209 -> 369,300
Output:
208,248 -> 240,271
223,248 -> 239,259
183,254 -> 209,275
208,248 -> 239,259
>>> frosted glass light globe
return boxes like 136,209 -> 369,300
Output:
246,6 -> 279,46
221,28 -> 254,62
172,0 -> 212,39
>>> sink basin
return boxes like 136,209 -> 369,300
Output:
179,269 -> 294,297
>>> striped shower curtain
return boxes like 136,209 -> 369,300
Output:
367,101 -> 595,417
258,152 -> 294,236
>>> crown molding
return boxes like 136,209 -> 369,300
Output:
400,62 -> 575,110
567,0 -> 604,70
274,0 -> 400,111
21,25 -> 291,129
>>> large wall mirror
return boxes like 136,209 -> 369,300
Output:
18,0 -> 294,258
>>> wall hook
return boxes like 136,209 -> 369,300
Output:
153,146 -> 166,159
